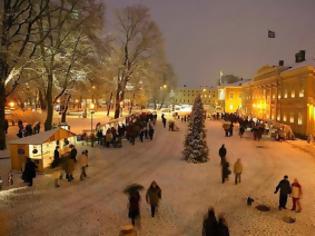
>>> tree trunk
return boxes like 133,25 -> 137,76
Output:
107,92 -> 113,117
38,89 -> 47,110
44,73 -> 54,130
114,88 -> 121,119
0,56 -> 9,150
61,95 -> 71,123
0,81 -> 6,150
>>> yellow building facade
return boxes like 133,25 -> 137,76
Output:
174,87 -> 218,106
218,85 -> 243,113
242,64 -> 315,137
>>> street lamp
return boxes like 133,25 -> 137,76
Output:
90,103 -> 95,147
9,101 -> 15,109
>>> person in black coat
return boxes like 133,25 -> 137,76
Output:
216,216 -> 229,236
70,145 -> 77,162
202,208 -> 217,236
4,119 -> 9,134
128,190 -> 141,226
218,144 -> 227,164
221,158 -> 231,184
22,158 -> 37,186
274,175 -> 291,210
161,114 -> 167,128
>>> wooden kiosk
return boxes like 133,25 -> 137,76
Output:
9,128 -> 77,172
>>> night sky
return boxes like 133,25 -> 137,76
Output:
106,0 -> 315,87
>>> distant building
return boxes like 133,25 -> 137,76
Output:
217,80 -> 248,113
173,87 -> 218,107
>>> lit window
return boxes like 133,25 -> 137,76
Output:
277,114 -> 280,121
291,90 -> 295,98
299,89 -> 304,98
289,115 -> 294,123
271,114 -> 275,120
298,113 -> 303,125
283,115 -> 287,122
278,93 -> 281,99
229,104 -> 234,110
284,90 -> 288,98
272,94 -> 276,99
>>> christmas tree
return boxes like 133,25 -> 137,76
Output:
183,95 -> 209,163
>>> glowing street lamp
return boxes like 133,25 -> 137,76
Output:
9,101 -> 15,108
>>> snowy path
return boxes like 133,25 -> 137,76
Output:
1,120 -> 315,236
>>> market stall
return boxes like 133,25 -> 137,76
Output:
9,128 -> 77,172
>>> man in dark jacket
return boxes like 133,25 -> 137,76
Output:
22,158 -> 37,186
4,119 -> 9,134
221,159 -> 230,184
146,181 -> 162,217
70,145 -> 77,162
274,175 -> 291,210
161,114 -> 167,128
218,144 -> 227,164
202,208 -> 217,236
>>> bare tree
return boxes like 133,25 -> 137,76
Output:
113,5 -> 163,118
0,0 -> 49,149
34,0 -> 108,130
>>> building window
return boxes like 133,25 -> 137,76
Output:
298,113 -> 303,125
272,94 -> 276,99
291,90 -> 295,98
284,90 -> 288,98
299,89 -> 304,98
278,93 -> 281,99
229,104 -> 234,110
289,114 -> 294,123
271,114 -> 275,120
283,114 -> 287,122
277,114 -> 280,121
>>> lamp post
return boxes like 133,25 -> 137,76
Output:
90,103 -> 95,147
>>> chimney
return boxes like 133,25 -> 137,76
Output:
278,60 -> 284,66
295,50 -> 306,63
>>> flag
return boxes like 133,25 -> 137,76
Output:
268,30 -> 276,38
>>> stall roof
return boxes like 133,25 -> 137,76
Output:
9,128 -> 76,145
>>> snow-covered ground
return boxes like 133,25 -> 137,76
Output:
1,120 -> 315,236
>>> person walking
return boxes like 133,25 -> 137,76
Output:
161,114 -> 167,128
128,190 -> 141,226
233,158 -> 243,185
202,208 -> 217,236
216,216 -> 230,236
221,159 -> 231,184
218,144 -> 227,165
78,150 -> 89,181
146,181 -> 162,218
22,158 -> 37,186
53,146 -> 60,167
291,178 -> 302,212
139,127 -> 145,142
105,129 -> 113,147
228,123 -> 234,137
4,119 -> 9,134
70,145 -> 77,162
148,120 -> 154,140
274,175 -> 291,210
